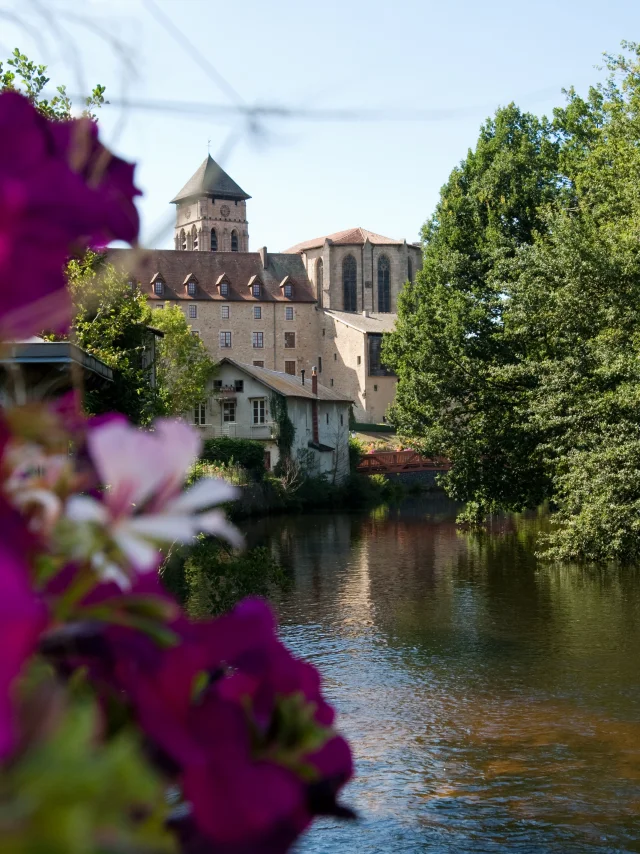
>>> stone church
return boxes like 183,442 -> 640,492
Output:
112,155 -> 421,426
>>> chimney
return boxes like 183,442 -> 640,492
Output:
259,246 -> 268,268
311,367 -> 319,443
362,310 -> 370,318
301,369 -> 305,386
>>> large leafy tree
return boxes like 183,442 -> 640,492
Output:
151,304 -> 216,417
66,253 -> 162,424
386,42 -> 640,561
384,104 -> 560,519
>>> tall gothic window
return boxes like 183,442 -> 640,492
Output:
316,258 -> 323,307
407,257 -> 413,283
180,229 -> 186,250
211,228 -> 218,251
342,255 -> 357,312
192,226 -> 198,250
378,255 -> 391,312
231,230 -> 239,252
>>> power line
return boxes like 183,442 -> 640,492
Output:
142,0 -> 245,107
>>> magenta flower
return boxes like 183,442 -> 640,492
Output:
0,91 -> 140,337
97,598 -> 353,851
0,501 -> 47,759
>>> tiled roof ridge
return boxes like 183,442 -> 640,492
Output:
284,226 -> 403,253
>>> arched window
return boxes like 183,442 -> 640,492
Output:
192,226 -> 198,251
342,255 -> 357,312
316,258 -> 323,307
180,229 -> 186,251
378,255 -> 391,312
407,257 -> 413,283
231,230 -> 239,252
210,228 -> 217,251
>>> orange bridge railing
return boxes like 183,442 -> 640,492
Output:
356,450 -> 451,475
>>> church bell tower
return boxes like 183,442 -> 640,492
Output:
171,155 -> 251,252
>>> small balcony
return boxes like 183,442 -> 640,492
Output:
207,422 -> 276,440
211,385 -> 239,399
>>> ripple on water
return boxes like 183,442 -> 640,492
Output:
249,501 -> 640,853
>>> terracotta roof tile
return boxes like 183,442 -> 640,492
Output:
108,249 -> 316,303
285,227 -> 403,253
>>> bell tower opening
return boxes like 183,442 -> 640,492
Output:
171,154 -> 251,252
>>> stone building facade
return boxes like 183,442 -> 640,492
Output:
285,227 -> 422,315
112,158 -> 422,425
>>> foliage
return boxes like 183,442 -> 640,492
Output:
348,437 -> 364,473
270,393 -> 295,460
1,693 -> 171,854
201,437 -> 265,479
164,538 -> 290,618
0,47 -> 106,120
188,459 -> 251,487
65,252 -> 162,424
385,41 -> 640,563
151,304 -> 216,418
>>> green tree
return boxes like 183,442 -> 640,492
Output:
384,104 -> 560,519
386,41 -> 640,562
0,47 -> 105,119
66,253 -> 162,424
151,304 -> 216,417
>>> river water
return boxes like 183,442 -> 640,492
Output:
246,496 -> 640,854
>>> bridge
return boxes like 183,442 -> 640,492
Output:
356,450 -> 451,475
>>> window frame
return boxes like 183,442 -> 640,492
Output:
231,230 -> 239,252
342,255 -> 357,311
188,304 -> 197,319
253,305 -> 262,320
377,255 -> 391,313
284,306 -> 294,321
219,331 -> 232,349
252,283 -> 261,299
154,280 -> 164,296
284,331 -> 296,349
187,281 -> 197,296
220,282 -> 229,297
252,398 -> 266,425
222,400 -> 236,423
252,332 -> 264,349
221,305 -> 230,319
284,360 -> 296,376
283,284 -> 293,299
194,402 -> 206,426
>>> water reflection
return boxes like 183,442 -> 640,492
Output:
247,497 -> 640,853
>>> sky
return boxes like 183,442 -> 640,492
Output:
1,0 -> 639,251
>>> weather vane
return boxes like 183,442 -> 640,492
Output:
207,138 -> 211,154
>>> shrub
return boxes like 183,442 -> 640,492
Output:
201,437 -> 265,479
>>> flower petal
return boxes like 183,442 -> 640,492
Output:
65,494 -> 109,525
167,477 -> 237,515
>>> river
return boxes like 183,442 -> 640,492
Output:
245,496 -> 640,854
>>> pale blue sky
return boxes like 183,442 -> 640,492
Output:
1,0 -> 638,250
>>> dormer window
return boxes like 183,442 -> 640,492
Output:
154,279 -> 164,296
220,282 -> 229,297
252,283 -> 261,298
284,284 -> 293,299
187,280 -> 196,296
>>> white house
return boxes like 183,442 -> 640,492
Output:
195,358 -> 352,482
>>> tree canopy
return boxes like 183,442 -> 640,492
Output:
384,41 -> 640,562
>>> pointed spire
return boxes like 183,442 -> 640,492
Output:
170,155 -> 251,204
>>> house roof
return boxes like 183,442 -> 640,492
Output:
324,310 -> 398,334
220,359 -> 352,403
0,341 -> 113,381
170,155 -> 251,204
108,249 -> 316,303
285,227 -> 403,253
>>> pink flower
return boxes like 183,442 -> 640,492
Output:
65,418 -> 240,588
0,501 -> 47,759
0,91 -> 140,337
